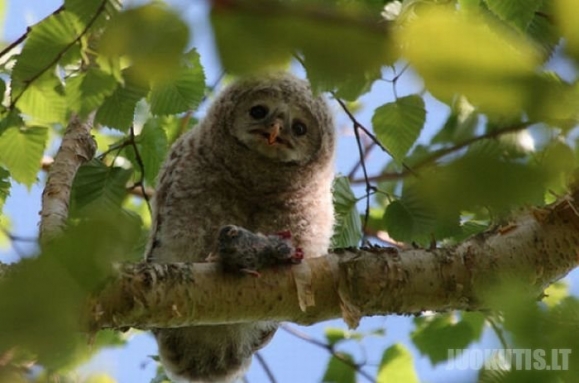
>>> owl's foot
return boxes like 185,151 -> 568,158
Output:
215,225 -> 303,276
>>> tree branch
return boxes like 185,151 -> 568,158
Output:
39,114 -> 97,242
85,189 -> 579,331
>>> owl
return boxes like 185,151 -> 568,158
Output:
145,72 -> 336,383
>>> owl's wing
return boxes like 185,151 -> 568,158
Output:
144,133 -> 193,263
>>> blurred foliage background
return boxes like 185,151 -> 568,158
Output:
0,0 -> 579,382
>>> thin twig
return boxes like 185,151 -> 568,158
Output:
347,141 -> 375,180
333,97 -> 377,237
383,63 -> 410,99
351,122 -> 534,184
1,228 -> 37,258
280,325 -> 377,383
0,6 -> 65,61
128,125 -> 151,213
254,352 -> 277,383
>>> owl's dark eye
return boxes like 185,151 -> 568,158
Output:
292,121 -> 307,136
249,105 -> 269,119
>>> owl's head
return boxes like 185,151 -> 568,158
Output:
211,73 -> 334,166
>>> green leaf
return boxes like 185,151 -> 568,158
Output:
484,0 -> 543,31
95,68 -> 149,132
322,353 -> 356,383
384,179 -> 462,244
15,71 -> 67,125
372,95 -> 426,162
420,151 -> 549,214
149,50 -> 206,115
325,327 -> 348,347
162,115 -> 196,145
0,214 -> 139,371
65,0 -> 119,28
99,3 -> 189,83
331,176 -> 362,248
124,119 -> 169,186
526,2 -> 559,59
0,126 -> 48,186
377,344 -> 419,383
543,281 -> 569,308
556,0 -> 579,60
70,159 -> 132,217
398,7 -> 542,116
66,67 -> 118,118
431,96 -> 478,145
11,11 -> 79,95
411,313 -> 485,364
383,198 -> 433,244
211,2 -> 395,93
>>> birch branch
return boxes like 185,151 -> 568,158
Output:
39,114 -> 96,243
86,189 -> 579,331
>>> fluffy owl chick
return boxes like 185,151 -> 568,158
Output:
145,73 -> 336,383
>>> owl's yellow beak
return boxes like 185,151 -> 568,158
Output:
267,119 -> 283,145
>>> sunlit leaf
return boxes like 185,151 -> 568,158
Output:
322,352 -> 356,383
162,114 -> 196,145
398,7 -> 541,115
95,68 -> 149,132
325,327 -> 349,347
211,1 -> 395,95
383,197 -> 434,243
65,0 -> 119,28
543,281 -> 569,308
419,150 -> 549,214
526,2 -> 559,59
431,96 -> 478,144
70,159 -> 132,216
0,126 -> 48,187
484,0 -> 541,31
15,71 -> 67,125
11,11 -> 79,95
536,141 -> 576,197
411,313 -> 484,364
124,119 -> 169,186
0,0 -> 6,35
377,344 -> 419,383
84,373 -> 117,383
385,177 -> 462,244
99,3 -> 189,83
372,95 -> 426,162
149,49 -> 206,115
555,0 -> 579,60
0,215 -> 139,371
331,176 -> 362,248
66,67 -> 118,118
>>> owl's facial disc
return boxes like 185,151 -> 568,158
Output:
233,97 -> 321,164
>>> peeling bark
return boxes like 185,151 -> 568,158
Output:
86,190 -> 579,331
39,114 -> 97,243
